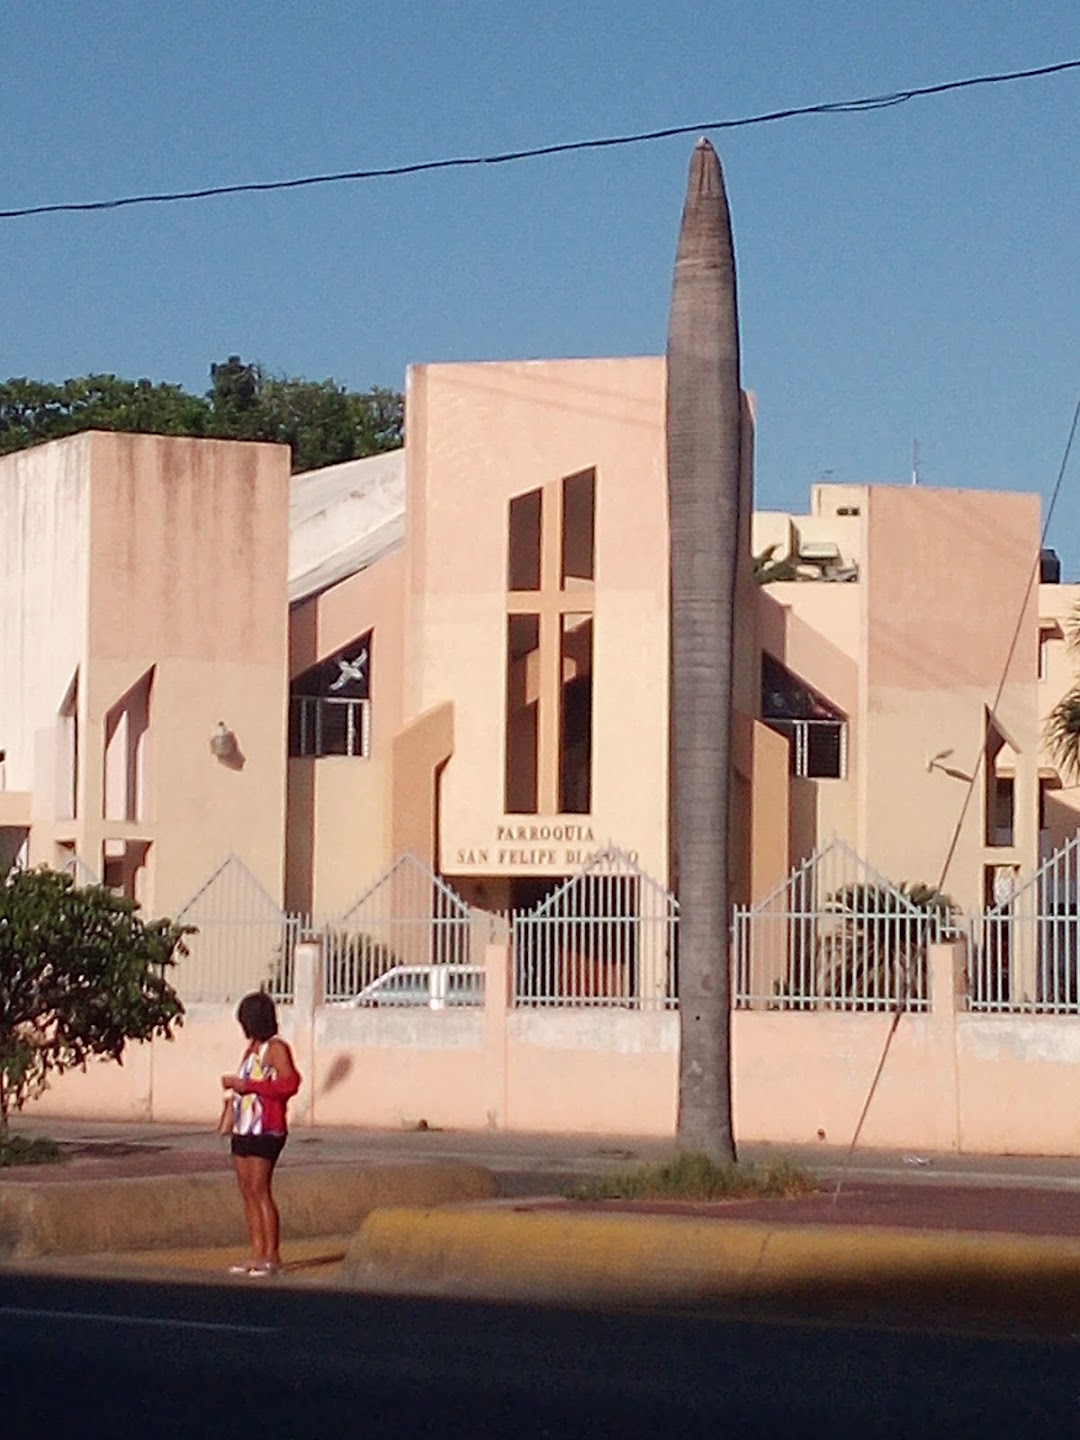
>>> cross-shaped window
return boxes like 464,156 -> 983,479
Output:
505,470 -> 596,814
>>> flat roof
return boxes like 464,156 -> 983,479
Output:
288,448 -> 405,603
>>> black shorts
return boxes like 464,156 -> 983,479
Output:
231,1133 -> 287,1163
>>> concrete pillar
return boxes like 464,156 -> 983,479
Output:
291,937 -> 322,1127
927,939 -> 967,1152
928,939 -> 967,1015
483,941 -> 510,1130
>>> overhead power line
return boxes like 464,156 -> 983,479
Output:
1,57 -> 1077,221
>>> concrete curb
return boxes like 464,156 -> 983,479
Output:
0,1163 -> 498,1260
340,1205 -> 1080,1326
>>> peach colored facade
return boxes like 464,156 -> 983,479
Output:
753,481 -> 1080,915
409,360 -> 671,896
6,357 -> 1080,1152
0,432 -> 290,927
287,548 -> 408,916
284,360 -> 778,919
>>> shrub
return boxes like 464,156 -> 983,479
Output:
570,1150 -> 817,1202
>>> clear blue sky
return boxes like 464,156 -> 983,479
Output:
3,3 -> 1078,566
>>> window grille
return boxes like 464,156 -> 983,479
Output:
764,716 -> 846,779
289,696 -> 371,758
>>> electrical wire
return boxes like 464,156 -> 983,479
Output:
1,58 -> 1077,221
833,392 -> 1080,1202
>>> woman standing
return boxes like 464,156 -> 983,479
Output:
220,991 -> 301,1276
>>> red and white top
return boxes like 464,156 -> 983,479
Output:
230,1038 -> 301,1136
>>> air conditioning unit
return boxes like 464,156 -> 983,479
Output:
797,541 -> 842,564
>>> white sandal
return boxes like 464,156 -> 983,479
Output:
246,1261 -> 282,1276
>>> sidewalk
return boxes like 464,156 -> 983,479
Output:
10,1113 -> 1080,1194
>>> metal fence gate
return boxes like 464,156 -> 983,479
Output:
321,852 -> 474,1004
972,833 -> 1080,1013
174,855 -> 303,1003
511,847 -> 678,1010
732,839 -> 954,1012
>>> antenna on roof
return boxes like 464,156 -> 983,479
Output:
911,438 -> 922,486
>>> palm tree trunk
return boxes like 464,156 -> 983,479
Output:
667,139 -> 742,1160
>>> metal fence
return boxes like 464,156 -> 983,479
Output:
156,832 -> 1080,1019
970,835 -> 1080,1014
322,853 -> 473,1004
174,855 -> 302,1003
732,840 -> 952,1012
45,845 -> 681,1014
511,848 -> 678,1010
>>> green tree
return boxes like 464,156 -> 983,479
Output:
0,375 -> 209,456
206,356 -> 404,470
0,868 -> 188,1141
666,139 -> 742,1162
0,360 -> 404,473
347,386 -> 405,456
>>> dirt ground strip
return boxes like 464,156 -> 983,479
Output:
0,1135 -> 344,1184
524,1181 -> 1080,1237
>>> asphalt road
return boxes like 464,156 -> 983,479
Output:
0,1271 -> 1077,1438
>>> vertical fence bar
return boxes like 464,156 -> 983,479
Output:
509,849 -> 678,1011
174,856 -> 298,1004
323,854 -> 472,1003
729,839 -> 948,1014
969,834 -> 1080,1016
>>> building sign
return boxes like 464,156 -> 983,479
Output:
450,823 -> 638,872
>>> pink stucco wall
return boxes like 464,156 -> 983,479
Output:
23,943 -> 1080,1156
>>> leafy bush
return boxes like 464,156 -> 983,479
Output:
570,1150 -> 817,1202
0,867 -> 188,1138
769,880 -> 960,1011
0,1135 -> 62,1167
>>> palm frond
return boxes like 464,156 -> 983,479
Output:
1044,687 -> 1080,780
1064,600 -> 1080,654
753,544 -> 798,585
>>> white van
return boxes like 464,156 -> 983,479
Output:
349,964 -> 485,1010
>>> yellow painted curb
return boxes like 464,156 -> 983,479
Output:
341,1206 -> 1080,1325
0,1163 -> 498,1260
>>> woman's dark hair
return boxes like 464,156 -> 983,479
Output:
237,991 -> 278,1042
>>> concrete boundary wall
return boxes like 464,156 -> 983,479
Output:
24,943 -> 1080,1156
